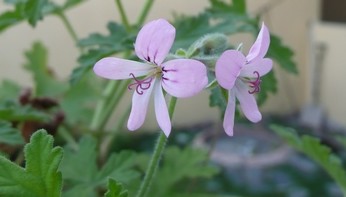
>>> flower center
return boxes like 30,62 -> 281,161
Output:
128,66 -> 164,95
247,71 -> 261,94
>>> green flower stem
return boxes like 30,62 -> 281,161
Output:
136,96 -> 177,197
136,0 -> 155,26
115,0 -> 131,31
56,11 -> 80,50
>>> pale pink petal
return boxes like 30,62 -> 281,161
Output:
239,58 -> 273,77
223,89 -> 236,136
127,78 -> 156,131
235,80 -> 262,123
215,50 -> 246,90
161,59 -> 208,98
135,19 -> 175,65
94,57 -> 153,80
246,23 -> 270,63
154,80 -> 171,137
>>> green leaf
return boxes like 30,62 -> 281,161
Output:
0,130 -> 63,197
24,42 -> 67,97
271,124 -> 346,195
24,0 -> 49,26
268,35 -> 298,74
0,120 -> 24,145
0,0 -> 87,33
60,136 -> 140,197
0,80 -> 21,100
149,146 -> 219,196
0,7 -> 25,32
104,179 -> 128,197
70,22 -> 134,83
0,100 -> 48,122
232,0 -> 246,13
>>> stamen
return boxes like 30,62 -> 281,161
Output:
248,71 -> 261,94
128,73 -> 153,95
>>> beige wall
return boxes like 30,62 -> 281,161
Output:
0,0 -> 324,129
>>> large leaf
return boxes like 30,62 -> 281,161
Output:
23,42 -> 67,97
70,22 -> 134,83
0,130 -> 63,197
60,136 -> 140,197
271,124 -> 346,195
0,120 -> 24,145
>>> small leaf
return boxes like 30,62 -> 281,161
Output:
271,124 -> 346,195
24,0 -> 49,26
23,42 -> 67,97
104,179 -> 128,197
0,120 -> 24,145
0,130 -> 63,197
0,80 -> 21,100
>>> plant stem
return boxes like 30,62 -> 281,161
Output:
57,11 -> 80,49
136,96 -> 177,197
136,0 -> 155,26
115,0 -> 131,31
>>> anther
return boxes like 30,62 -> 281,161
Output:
248,71 -> 261,94
128,73 -> 153,95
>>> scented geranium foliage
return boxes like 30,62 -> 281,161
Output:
215,23 -> 273,136
94,19 -> 208,137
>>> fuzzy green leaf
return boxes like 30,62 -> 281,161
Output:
0,130 -> 63,197
23,42 -> 67,97
60,136 -> 140,197
0,120 -> 24,145
104,179 -> 128,197
0,80 -> 21,100
271,124 -> 346,195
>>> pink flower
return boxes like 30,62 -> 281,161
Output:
93,19 -> 208,137
215,23 -> 273,136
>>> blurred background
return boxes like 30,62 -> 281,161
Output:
1,0 -> 346,196
1,0 -> 345,131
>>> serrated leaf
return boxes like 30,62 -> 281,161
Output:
271,124 -> 346,195
149,146 -> 219,196
0,130 -> 63,197
104,179 -> 128,197
24,42 -> 67,97
24,0 -> 49,26
0,120 -> 24,145
60,136 -> 140,197
70,22 -> 134,83
0,100 -> 48,122
268,35 -> 298,74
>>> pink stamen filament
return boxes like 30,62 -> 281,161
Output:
128,73 -> 153,95
248,71 -> 261,94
